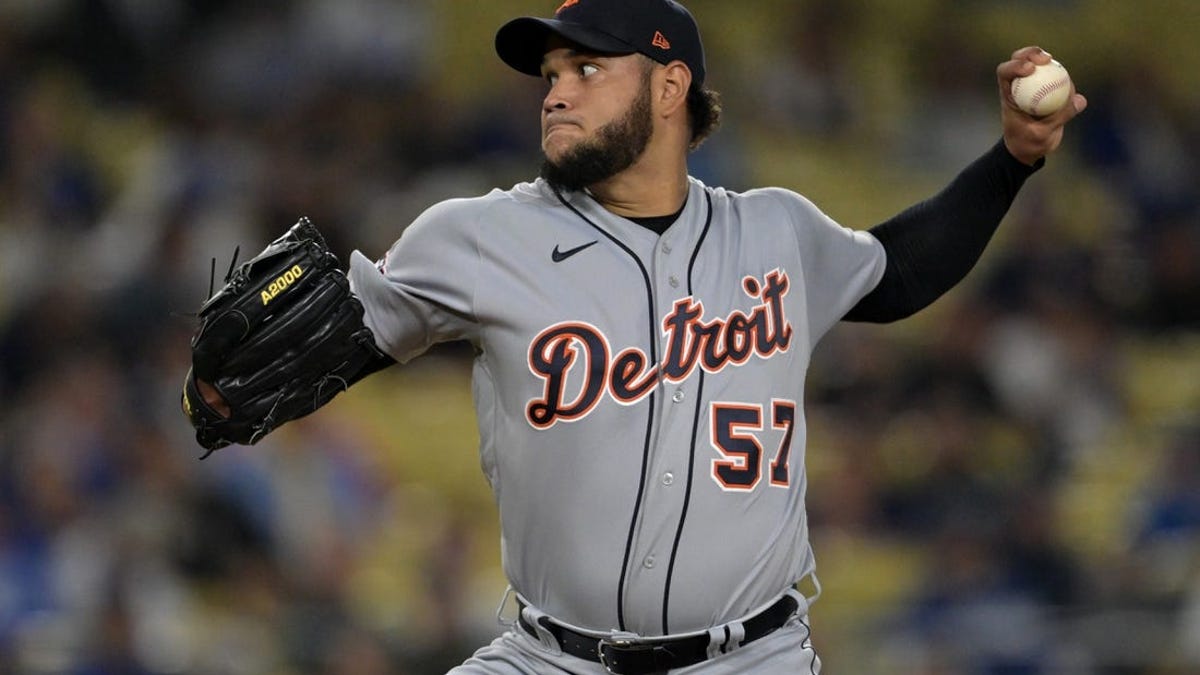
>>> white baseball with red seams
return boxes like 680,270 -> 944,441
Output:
1011,59 -> 1072,116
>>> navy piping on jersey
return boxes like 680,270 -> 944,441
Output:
551,186 -> 659,633
801,616 -> 818,673
661,189 -> 714,633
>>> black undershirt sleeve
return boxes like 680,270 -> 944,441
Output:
842,139 -> 1043,324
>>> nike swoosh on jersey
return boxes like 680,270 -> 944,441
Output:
551,240 -> 599,263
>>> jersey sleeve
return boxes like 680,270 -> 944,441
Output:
348,198 -> 482,363
767,188 -> 887,340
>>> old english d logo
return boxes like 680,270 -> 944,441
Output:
651,31 -> 671,50
556,0 -> 579,13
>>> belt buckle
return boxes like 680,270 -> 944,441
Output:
596,636 -> 654,674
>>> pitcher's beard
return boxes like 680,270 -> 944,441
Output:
540,83 -> 654,193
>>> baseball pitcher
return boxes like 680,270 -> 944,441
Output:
181,1 -> 1085,672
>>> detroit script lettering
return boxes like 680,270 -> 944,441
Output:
526,270 -> 793,428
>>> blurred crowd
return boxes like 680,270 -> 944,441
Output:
0,1 -> 1197,674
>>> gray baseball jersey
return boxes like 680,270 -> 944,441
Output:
347,176 -> 885,637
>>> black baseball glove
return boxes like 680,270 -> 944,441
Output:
181,217 -> 394,455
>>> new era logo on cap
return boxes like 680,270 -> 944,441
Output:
496,0 -> 707,86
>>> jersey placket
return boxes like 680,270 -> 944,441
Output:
620,191 -> 713,635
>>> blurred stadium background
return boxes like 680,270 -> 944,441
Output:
0,0 -> 1197,673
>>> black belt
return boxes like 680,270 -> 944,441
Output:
516,593 -> 799,675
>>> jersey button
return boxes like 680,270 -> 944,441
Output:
661,242 -> 672,254
662,472 -> 674,486
669,275 -> 680,288
672,389 -> 685,403
643,555 -> 656,569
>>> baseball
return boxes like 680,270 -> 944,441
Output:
1011,59 -> 1072,116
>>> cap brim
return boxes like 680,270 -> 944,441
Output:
495,17 -> 637,77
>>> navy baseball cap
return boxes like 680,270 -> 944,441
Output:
495,0 -> 706,86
